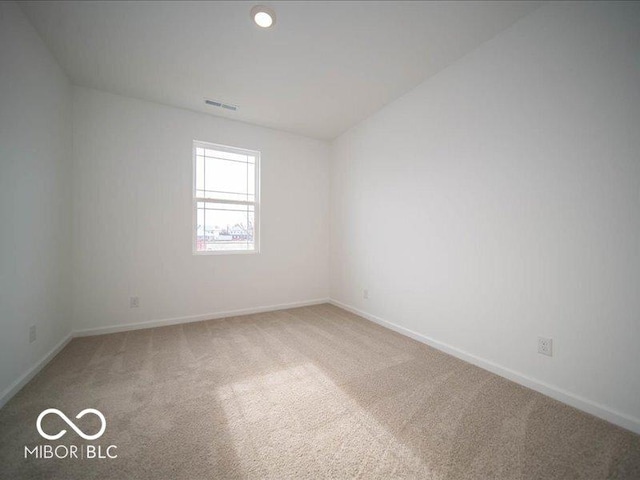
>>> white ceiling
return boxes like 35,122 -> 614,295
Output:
20,1 -> 542,140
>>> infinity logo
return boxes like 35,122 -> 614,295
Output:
36,408 -> 106,441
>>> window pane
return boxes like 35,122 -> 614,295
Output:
248,163 -> 255,197
202,156 -> 253,202
194,142 -> 259,254
195,202 -> 255,252
195,154 -> 204,194
204,148 -> 247,162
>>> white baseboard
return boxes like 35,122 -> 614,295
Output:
329,298 -> 640,435
0,332 -> 73,409
0,298 -> 329,409
5,297 -> 638,435
73,298 -> 330,337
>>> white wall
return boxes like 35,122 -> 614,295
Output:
3,0 -> 639,436
72,87 -> 330,332
331,1 -> 640,430
0,2 -> 72,402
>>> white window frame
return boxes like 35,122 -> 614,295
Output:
192,140 -> 261,255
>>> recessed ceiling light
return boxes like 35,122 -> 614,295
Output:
251,5 -> 276,28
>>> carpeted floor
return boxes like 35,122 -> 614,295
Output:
0,304 -> 639,479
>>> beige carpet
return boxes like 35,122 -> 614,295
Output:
1,304 -> 639,479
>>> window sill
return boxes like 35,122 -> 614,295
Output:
193,249 -> 260,256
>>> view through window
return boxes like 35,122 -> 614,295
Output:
193,141 -> 259,253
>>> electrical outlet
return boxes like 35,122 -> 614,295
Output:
130,296 -> 140,308
538,337 -> 553,356
29,325 -> 36,343
363,289 -> 369,299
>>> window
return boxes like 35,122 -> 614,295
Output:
193,141 -> 260,254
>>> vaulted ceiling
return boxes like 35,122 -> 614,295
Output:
20,1 -> 542,139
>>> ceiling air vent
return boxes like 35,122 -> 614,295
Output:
205,99 -> 238,111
